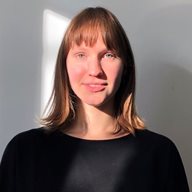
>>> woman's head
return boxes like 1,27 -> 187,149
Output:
41,7 -> 145,133
66,34 -> 124,109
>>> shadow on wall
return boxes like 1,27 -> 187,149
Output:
135,3 -> 192,189
139,63 -> 192,159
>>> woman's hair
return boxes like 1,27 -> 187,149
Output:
40,7 -> 145,134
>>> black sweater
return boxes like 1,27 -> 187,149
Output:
0,128 -> 189,192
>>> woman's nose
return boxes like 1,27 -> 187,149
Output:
88,57 -> 103,77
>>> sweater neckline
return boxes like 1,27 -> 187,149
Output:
56,129 -> 136,143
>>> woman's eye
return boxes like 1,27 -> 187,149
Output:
76,53 -> 86,58
104,52 -> 115,59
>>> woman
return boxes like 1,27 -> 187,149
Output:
0,7 -> 189,192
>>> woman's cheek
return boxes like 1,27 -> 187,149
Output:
106,64 -> 123,83
67,64 -> 85,83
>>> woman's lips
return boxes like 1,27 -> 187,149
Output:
83,83 -> 107,92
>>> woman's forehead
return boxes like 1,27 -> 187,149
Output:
70,33 -> 104,47
69,28 -> 103,46
66,24 -> 121,56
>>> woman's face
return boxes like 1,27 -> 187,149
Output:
66,35 -> 123,108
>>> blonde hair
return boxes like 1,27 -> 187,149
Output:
40,7 -> 145,134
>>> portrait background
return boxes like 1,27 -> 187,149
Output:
0,0 -> 191,189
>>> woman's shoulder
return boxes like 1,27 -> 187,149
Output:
1,128 -> 44,163
136,128 -> 174,142
134,128 -> 178,152
8,127 -> 46,143
3,128 -> 50,152
135,129 -> 189,191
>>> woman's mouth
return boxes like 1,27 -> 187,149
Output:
83,83 -> 107,92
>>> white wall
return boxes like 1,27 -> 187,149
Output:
0,1 -> 43,152
0,0 -> 191,189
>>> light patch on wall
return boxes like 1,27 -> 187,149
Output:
41,9 -> 70,115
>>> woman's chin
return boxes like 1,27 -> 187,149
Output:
80,97 -> 114,110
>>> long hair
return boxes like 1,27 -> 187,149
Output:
40,7 -> 145,134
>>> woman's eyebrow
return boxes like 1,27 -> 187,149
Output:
70,47 -> 87,52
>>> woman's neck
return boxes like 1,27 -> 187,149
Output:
64,102 -> 121,139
